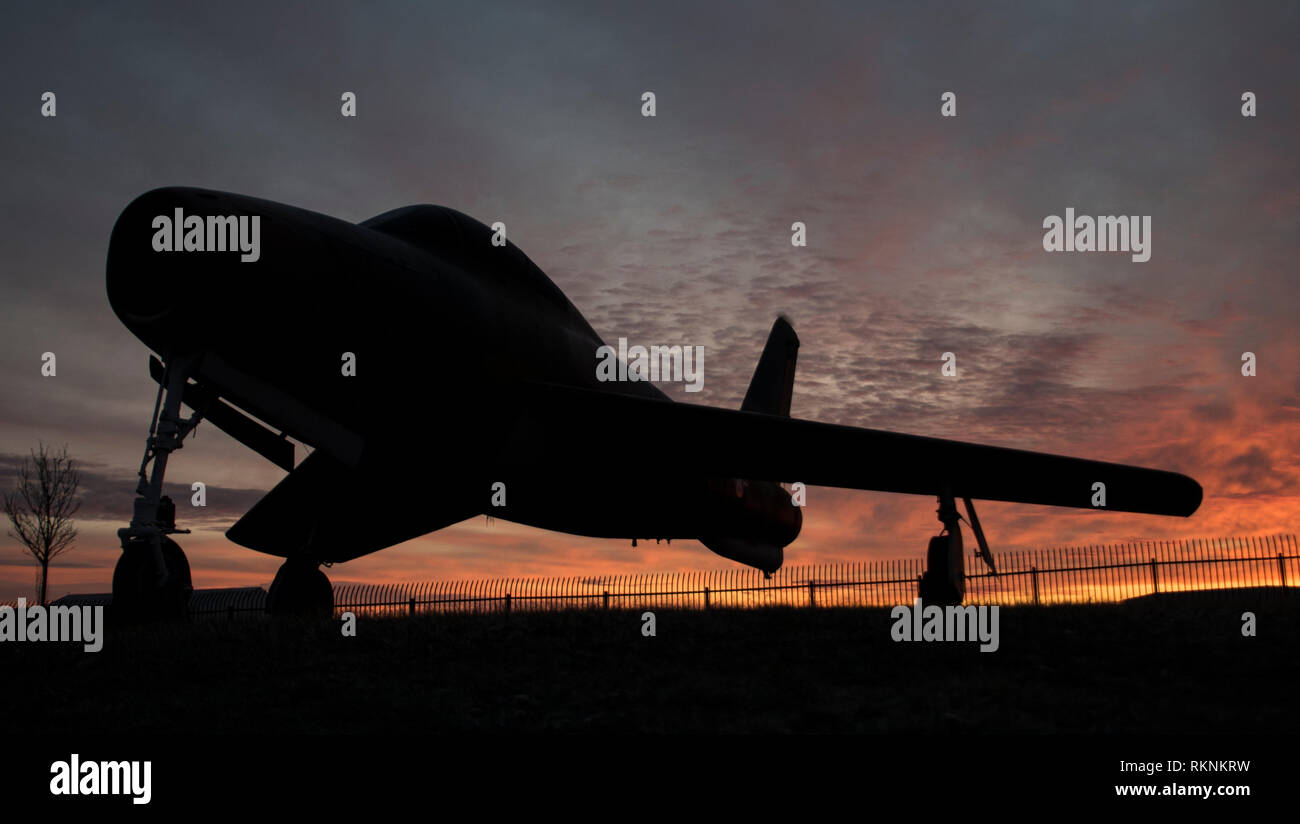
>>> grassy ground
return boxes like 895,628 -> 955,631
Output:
4,598 -> 1295,734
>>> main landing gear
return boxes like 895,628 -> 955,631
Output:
917,488 -> 998,606
267,555 -> 334,616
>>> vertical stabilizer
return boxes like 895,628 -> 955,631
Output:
740,316 -> 799,416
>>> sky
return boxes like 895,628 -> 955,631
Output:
0,0 -> 1297,601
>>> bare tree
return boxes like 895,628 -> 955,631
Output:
4,443 -> 80,605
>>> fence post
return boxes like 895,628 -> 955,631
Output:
1031,566 -> 1039,606
504,592 -> 511,613
602,590 -> 610,609
409,596 -> 415,615
808,579 -> 816,608
1150,557 -> 1159,594
1279,553 -> 1287,588
703,586 -> 710,609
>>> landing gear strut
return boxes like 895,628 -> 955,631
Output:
114,354 -> 201,622
918,488 -> 998,606
919,492 -> 965,605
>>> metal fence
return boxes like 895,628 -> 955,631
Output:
317,533 -> 1300,617
10,535 -> 1295,617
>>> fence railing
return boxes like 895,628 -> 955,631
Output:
184,533 -> 1297,618
12,535 -> 1293,617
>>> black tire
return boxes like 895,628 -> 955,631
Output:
111,537 -> 193,623
266,557 -> 334,617
919,535 -> 963,605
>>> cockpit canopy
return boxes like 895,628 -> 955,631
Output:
360,204 -> 572,312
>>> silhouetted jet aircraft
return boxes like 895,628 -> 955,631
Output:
106,187 -> 1202,616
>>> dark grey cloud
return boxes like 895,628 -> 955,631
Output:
0,450 -> 265,529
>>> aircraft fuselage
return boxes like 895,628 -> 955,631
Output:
107,188 -> 802,561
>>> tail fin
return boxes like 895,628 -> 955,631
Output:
741,315 -> 799,416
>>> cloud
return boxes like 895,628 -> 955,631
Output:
0,451 -> 266,529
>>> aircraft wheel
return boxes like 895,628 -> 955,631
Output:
267,557 -> 334,617
918,571 -> 961,605
111,537 -> 193,623
918,534 -> 963,605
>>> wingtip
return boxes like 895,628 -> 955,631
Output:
1183,474 -> 1204,516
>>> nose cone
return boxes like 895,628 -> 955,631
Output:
106,187 -> 252,351
107,188 -> 203,323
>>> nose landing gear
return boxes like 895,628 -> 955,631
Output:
113,355 -> 201,622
